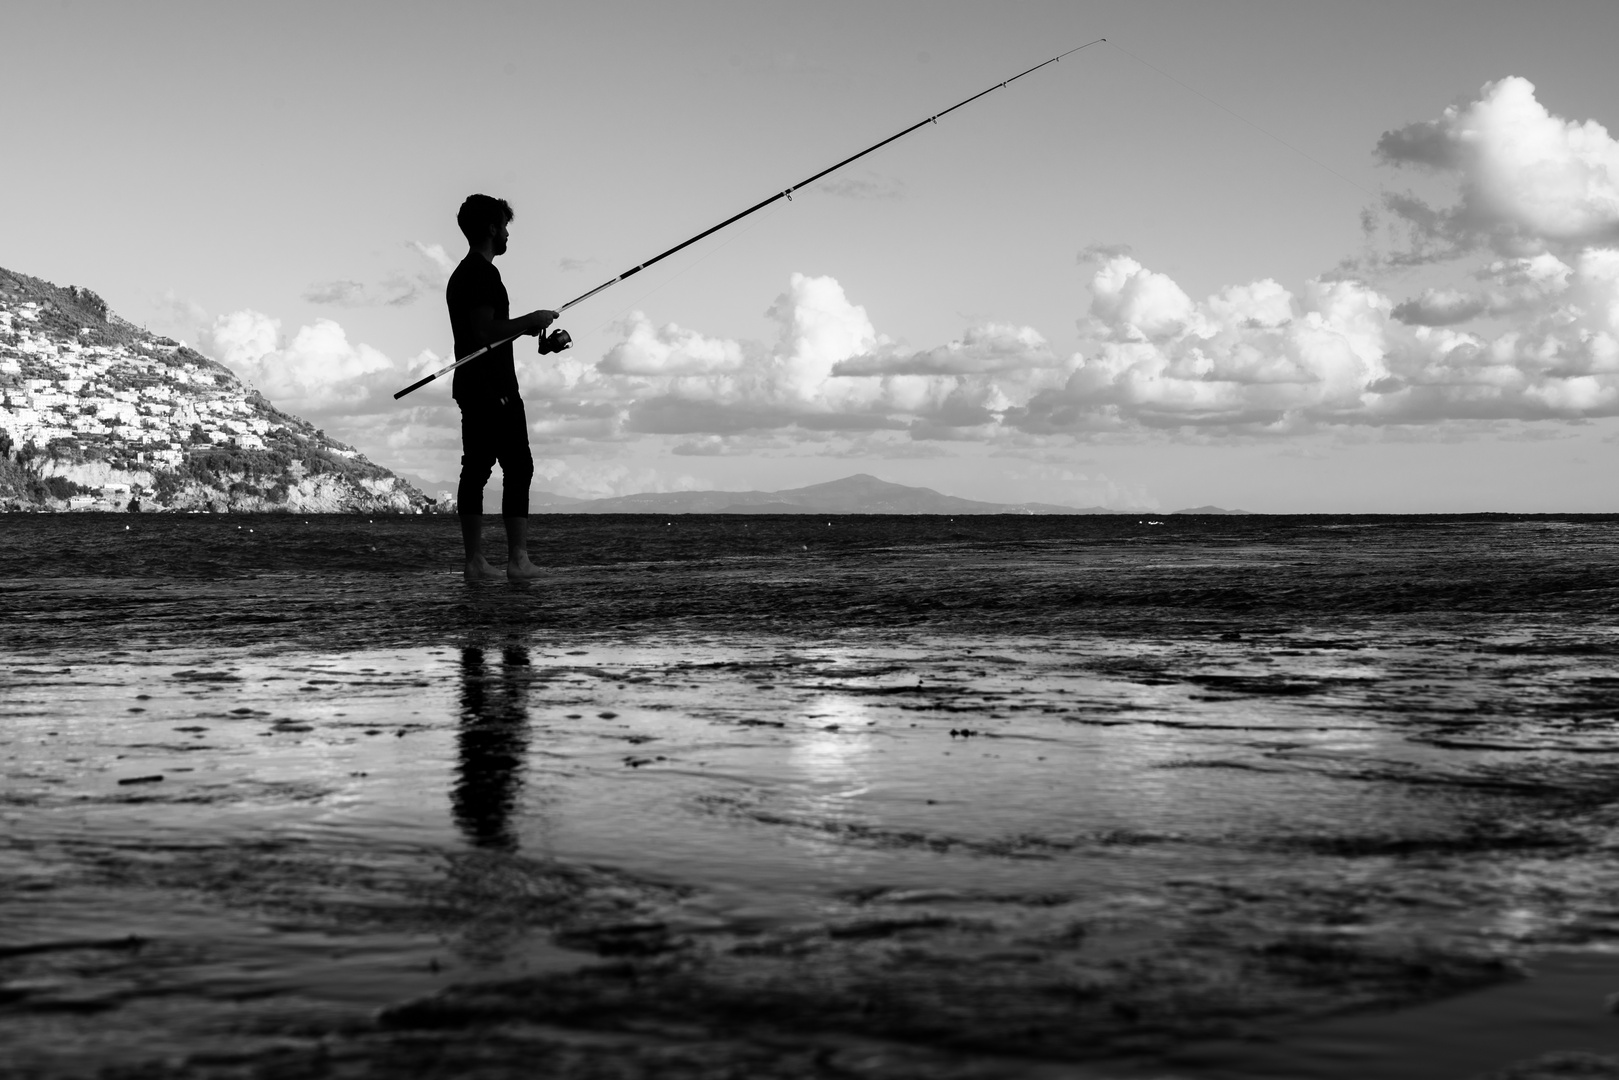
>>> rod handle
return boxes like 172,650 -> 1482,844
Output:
393,372 -> 437,400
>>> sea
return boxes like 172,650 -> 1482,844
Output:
3,512 -> 1619,1079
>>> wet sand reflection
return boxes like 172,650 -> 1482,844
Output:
452,644 -> 532,851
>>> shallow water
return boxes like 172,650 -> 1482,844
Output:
4,513 -> 1619,1078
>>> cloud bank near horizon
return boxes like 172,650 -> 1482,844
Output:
507,76 -> 1618,441
191,76 -> 1619,486
519,246 -> 1614,442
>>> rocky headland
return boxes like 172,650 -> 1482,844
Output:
0,267 -> 429,514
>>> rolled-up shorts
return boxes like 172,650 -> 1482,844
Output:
456,396 -> 533,517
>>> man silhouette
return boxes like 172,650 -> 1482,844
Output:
448,194 -> 557,580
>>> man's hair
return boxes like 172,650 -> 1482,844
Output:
457,194 -> 514,243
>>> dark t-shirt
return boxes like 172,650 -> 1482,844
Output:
446,253 -> 519,405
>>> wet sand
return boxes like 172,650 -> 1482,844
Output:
4,514 -> 1619,1078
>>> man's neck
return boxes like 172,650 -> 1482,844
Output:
471,241 -> 496,263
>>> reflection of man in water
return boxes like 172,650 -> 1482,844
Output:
452,644 -> 532,851
448,194 -> 557,581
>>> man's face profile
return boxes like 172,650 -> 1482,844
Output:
490,221 -> 509,256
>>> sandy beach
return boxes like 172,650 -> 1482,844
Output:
5,514 -> 1619,1079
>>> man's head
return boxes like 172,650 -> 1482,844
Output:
457,194 -> 514,256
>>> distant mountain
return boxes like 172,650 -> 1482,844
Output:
1170,505 -> 1254,515
536,473 -> 1123,515
0,266 -> 428,513
532,490 -> 587,508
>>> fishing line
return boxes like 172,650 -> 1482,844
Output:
591,197 -> 792,337
394,37 -> 1107,400
1104,38 -> 1374,198
595,104 -> 939,336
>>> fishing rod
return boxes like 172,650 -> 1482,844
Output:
393,37 -> 1106,401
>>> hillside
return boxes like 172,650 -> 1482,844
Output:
0,267 -> 427,513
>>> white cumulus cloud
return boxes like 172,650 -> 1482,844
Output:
205,310 -> 400,414
1013,251 -> 1619,432
599,316 -> 747,376
1377,76 -> 1619,256
567,273 -> 1065,438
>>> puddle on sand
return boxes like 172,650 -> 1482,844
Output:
5,624 -> 1619,1077
1168,951 -> 1619,1079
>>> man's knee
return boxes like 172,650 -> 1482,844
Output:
505,450 -> 534,487
459,453 -> 497,486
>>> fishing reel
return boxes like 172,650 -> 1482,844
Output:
537,328 -> 572,355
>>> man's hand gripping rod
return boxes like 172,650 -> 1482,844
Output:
393,316 -> 573,401
392,38 -> 1104,401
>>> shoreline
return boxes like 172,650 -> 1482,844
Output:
4,515 -> 1619,1077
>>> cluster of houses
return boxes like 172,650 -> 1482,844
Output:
0,297 -> 284,476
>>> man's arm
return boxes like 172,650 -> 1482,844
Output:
470,306 -> 556,348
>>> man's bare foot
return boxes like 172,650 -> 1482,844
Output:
464,556 -> 506,581
507,555 -> 544,581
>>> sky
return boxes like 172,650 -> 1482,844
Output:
4,0 -> 1618,511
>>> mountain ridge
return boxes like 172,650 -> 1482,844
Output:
520,474 -> 1131,515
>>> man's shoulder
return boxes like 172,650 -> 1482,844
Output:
447,254 -> 502,303
448,253 -> 497,286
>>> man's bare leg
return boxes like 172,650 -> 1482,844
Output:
505,515 -> 543,580
462,514 -> 505,580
